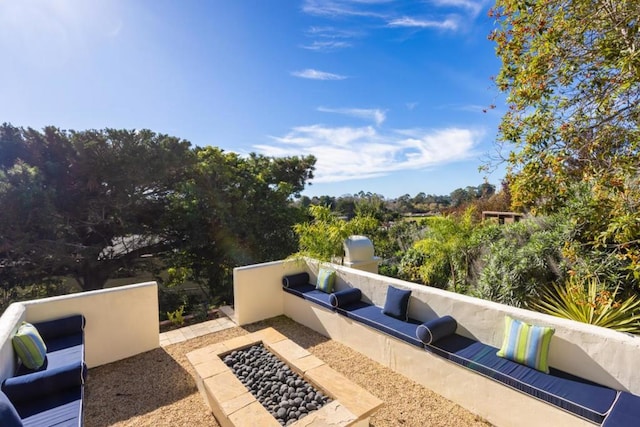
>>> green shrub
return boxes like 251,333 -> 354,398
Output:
167,305 -> 185,327
533,276 -> 640,333
474,216 -> 568,307
403,208 -> 482,292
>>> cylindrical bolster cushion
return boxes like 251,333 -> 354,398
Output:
2,360 -> 87,404
282,272 -> 310,288
34,315 -> 85,341
330,288 -> 362,307
416,315 -> 457,344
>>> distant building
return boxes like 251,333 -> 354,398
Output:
481,211 -> 524,224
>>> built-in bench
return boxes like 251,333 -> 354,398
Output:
282,272 -> 640,426
1,315 -> 86,427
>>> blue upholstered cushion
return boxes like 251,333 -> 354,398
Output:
497,316 -> 555,373
427,334 -> 617,423
382,286 -> 411,320
602,392 -> 640,427
330,288 -> 362,308
33,315 -> 85,342
316,268 -> 336,293
416,316 -> 457,344
17,387 -> 83,426
282,273 -> 310,288
15,333 -> 84,376
342,303 -> 423,347
283,283 -> 334,310
2,361 -> 86,404
0,390 -> 22,427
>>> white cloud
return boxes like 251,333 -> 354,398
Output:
387,16 -> 459,30
301,40 -> 352,51
317,107 -> 387,126
291,69 -> 348,80
406,102 -> 419,111
256,125 -> 482,183
302,0 -> 387,18
430,0 -> 484,17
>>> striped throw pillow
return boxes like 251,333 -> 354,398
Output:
12,322 -> 47,370
316,268 -> 336,293
497,316 -> 555,373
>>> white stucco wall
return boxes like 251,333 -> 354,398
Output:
233,259 -> 306,325
283,294 -> 591,427
0,282 -> 160,382
0,304 -> 26,382
235,258 -> 640,396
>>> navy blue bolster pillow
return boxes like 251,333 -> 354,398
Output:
416,315 -> 457,344
2,361 -> 87,404
282,272 -> 310,288
330,288 -> 362,308
34,314 -> 85,341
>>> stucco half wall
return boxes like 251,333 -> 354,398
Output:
233,258 -> 640,396
0,281 -> 159,371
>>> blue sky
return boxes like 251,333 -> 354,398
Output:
0,0 -> 506,198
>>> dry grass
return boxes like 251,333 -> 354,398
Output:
85,316 -> 491,427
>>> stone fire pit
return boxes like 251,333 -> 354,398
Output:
187,327 -> 383,426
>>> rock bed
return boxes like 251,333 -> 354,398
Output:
222,344 -> 332,426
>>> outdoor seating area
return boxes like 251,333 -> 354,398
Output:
0,258 -> 640,426
234,258 -> 640,426
1,314 -> 86,426
281,270 -> 638,426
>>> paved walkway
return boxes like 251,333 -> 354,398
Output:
159,314 -> 236,347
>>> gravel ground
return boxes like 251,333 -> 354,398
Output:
85,316 -> 491,427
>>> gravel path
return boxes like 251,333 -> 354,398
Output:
85,316 -> 491,427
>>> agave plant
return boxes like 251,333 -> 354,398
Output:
533,276 -> 640,334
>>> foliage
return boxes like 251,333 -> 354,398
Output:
293,205 -> 379,262
165,147 -> 315,302
533,276 -> 640,334
402,208 -> 481,292
489,0 -> 640,276
0,124 -> 316,305
475,216 -> 567,307
0,124 -> 194,291
167,305 -> 186,327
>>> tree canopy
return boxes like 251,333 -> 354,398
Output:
490,0 -> 640,280
0,124 -> 315,296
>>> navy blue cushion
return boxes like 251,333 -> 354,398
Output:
16,333 -> 84,376
282,273 -> 310,288
602,392 -> 640,427
3,361 -> 86,404
0,390 -> 22,427
342,303 -> 423,347
33,315 -> 85,342
427,334 -> 617,423
283,283 -> 334,310
17,387 -> 82,426
416,316 -> 457,344
330,288 -> 362,308
382,286 -> 411,320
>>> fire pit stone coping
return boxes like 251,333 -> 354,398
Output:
187,327 -> 383,427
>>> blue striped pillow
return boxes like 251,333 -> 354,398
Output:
12,322 -> 47,370
497,316 -> 555,373
316,268 -> 336,293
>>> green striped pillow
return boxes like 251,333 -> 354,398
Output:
316,268 -> 336,293
12,322 -> 47,370
497,316 -> 555,373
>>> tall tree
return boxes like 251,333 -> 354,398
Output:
490,0 -> 640,279
0,124 -> 194,291
165,147 -> 315,300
